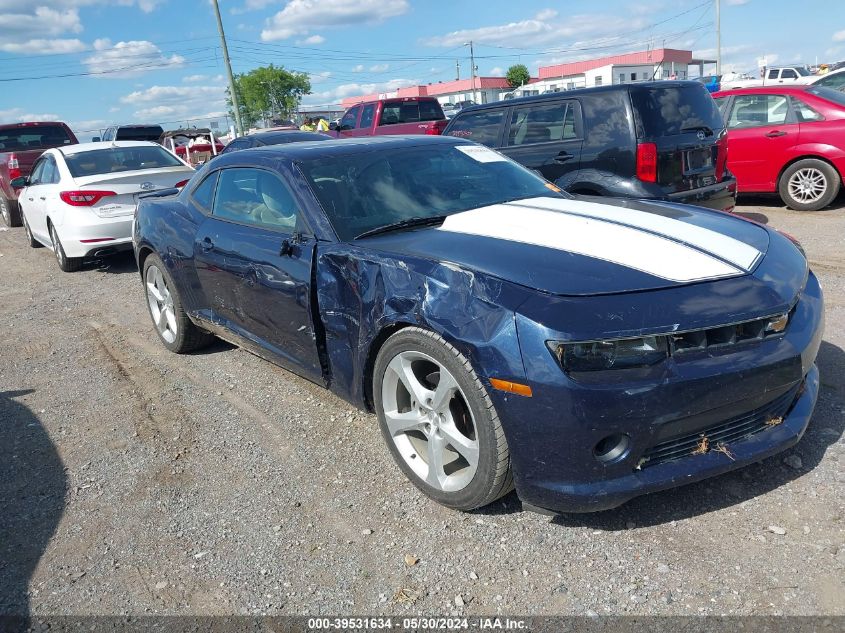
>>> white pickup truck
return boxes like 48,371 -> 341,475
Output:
720,66 -> 814,90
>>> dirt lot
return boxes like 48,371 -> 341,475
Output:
1,196 -> 844,618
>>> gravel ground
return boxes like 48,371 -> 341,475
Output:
1,195 -> 843,618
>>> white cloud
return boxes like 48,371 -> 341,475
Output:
0,5 -> 86,53
262,0 -> 409,41
725,0 -> 750,5
352,64 -> 365,72
834,30 -> 845,42
300,34 -> 325,45
489,66 -> 504,77
0,107 -> 60,122
534,8 -> 557,21
0,38 -> 86,54
302,77 -> 418,106
120,84 -> 228,120
183,74 -> 209,83
369,64 -> 388,72
84,39 -> 185,78
310,71 -> 332,84
424,12 -> 644,49
0,1 -> 165,54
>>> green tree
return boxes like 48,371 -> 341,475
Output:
506,64 -> 531,88
226,64 -> 311,129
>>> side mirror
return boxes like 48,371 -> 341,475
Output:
10,176 -> 28,189
92,137 -> 101,142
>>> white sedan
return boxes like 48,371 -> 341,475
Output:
15,141 -> 194,272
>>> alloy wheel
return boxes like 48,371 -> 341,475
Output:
381,350 -> 479,492
50,226 -> 64,267
145,264 -> 178,344
787,167 -> 827,204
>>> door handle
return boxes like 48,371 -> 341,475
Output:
553,152 -> 574,163
39,196 -> 46,200
765,130 -> 787,138
28,197 -> 34,201
201,236 -> 214,252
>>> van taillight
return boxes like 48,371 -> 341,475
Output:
636,142 -> 658,183
8,154 -> 21,180
425,120 -> 447,135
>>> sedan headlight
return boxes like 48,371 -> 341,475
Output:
548,336 -> 669,372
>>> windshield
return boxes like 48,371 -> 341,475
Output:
65,146 -> 184,177
0,125 -> 72,151
297,142 -> 565,241
795,67 -> 811,76
630,84 -> 724,137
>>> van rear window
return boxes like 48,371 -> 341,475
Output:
379,100 -> 444,126
630,84 -> 724,137
115,126 -> 164,141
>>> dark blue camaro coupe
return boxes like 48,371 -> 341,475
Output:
133,135 -> 823,513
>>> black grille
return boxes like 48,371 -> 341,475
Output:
639,383 -> 801,469
670,312 -> 788,354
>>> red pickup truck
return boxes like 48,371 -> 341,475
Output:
0,121 -> 78,227
335,97 -> 448,137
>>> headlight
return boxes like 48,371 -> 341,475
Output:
548,336 -> 669,372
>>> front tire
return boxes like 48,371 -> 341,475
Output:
49,223 -> 82,272
778,159 -> 841,211
22,211 -> 41,248
1,196 -> 21,227
373,327 -> 512,511
143,253 -> 214,353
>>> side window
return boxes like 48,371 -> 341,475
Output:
358,104 -> 376,129
792,98 -> 825,122
29,158 -> 47,185
213,168 -> 300,232
508,101 -> 578,146
768,69 -> 779,80
781,69 -> 797,80
727,94 -> 789,128
712,96 -> 730,118
340,106 -> 360,130
42,157 -> 59,184
191,171 -> 218,210
446,110 -> 505,147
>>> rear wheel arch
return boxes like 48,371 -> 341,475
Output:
136,245 -> 155,276
776,154 -> 843,186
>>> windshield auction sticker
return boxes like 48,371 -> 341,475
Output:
455,145 -> 508,162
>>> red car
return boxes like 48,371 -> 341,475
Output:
713,85 -> 845,210
335,97 -> 448,138
0,121 -> 78,227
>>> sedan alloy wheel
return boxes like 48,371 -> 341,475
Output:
145,264 -> 178,344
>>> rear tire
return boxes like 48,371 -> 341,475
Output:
1,196 -> 21,227
373,327 -> 513,511
49,223 -> 83,272
778,159 -> 840,211
143,253 -> 214,353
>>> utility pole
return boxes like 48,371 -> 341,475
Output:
716,0 -> 721,75
466,40 -> 477,103
212,0 -> 243,136
456,59 -> 460,81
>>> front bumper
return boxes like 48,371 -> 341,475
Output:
496,270 -> 824,514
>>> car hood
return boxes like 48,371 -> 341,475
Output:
363,196 -> 771,297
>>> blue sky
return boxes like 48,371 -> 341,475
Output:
1,0 -> 843,140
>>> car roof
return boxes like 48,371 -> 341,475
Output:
712,85 -> 814,97
457,80 -> 699,112
213,135 -> 467,163
0,121 -> 69,131
58,140 -> 165,155
248,130 -> 331,143
346,96 -> 440,107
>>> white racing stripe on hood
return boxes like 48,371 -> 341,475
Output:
510,196 -> 762,271
439,205 -> 742,282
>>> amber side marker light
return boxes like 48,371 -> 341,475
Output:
490,378 -> 533,397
